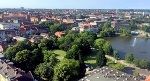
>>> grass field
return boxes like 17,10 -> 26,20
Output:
83,49 -> 97,68
53,50 -> 66,59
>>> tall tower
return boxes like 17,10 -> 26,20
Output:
116,9 -> 119,17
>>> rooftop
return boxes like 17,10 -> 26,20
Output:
79,66 -> 140,81
0,58 -> 34,81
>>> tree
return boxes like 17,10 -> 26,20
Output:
13,48 -> 43,71
74,37 -> 91,56
49,54 -> 58,67
125,53 -> 134,63
98,24 -> 103,31
4,46 -> 18,60
119,28 -> 132,36
94,39 -> 113,55
114,50 -> 119,60
78,54 -> 86,79
34,63 -> 54,81
14,50 -> 31,63
4,41 -> 32,60
39,37 -> 57,50
78,15 -> 88,19
96,48 -> 107,67
100,31 -> 107,37
43,50 -> 53,63
103,42 -> 113,56
34,20 -> 39,24
112,63 -> 125,71
133,71 -> 140,77
80,31 -> 97,46
65,45 -> 86,79
94,38 -> 106,49
6,36 -> 13,43
53,59 -> 79,81
139,60 -> 150,69
130,19 -> 137,30
35,31 -> 40,35
103,22 -> 111,28
13,50 -> 32,71
65,45 -> 81,60
145,34 -> 149,38
50,23 -> 61,33
133,59 -> 140,67
31,48 -> 43,65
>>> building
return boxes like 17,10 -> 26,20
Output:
20,7 -> 24,10
19,24 -> 49,35
30,17 -> 39,22
13,36 -> 27,41
62,19 -> 75,24
0,30 -> 6,41
79,22 -> 98,32
29,35 -> 43,43
0,58 -> 35,81
40,33 -> 52,39
93,21 -> 106,26
0,41 -> 17,52
2,14 -> 30,22
79,66 -> 140,81
78,22 -> 88,27
145,75 -> 150,81
0,22 -> 20,29
71,27 -> 80,31
111,21 -> 131,31
80,25 -> 98,32
55,32 -> 65,38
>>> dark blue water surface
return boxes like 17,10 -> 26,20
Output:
104,37 -> 150,61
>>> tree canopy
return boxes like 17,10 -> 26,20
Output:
34,63 -> 54,81
53,59 -> 79,81
125,53 -> 134,63
94,39 -> 113,55
119,28 -> 132,36
96,48 -> 107,67
114,50 -> 119,60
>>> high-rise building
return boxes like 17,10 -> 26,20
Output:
20,7 -> 24,10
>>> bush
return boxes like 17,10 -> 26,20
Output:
134,59 -> 150,69
133,71 -> 140,77
114,50 -> 119,60
106,59 -> 125,71
112,63 -> 125,71
125,53 -> 134,63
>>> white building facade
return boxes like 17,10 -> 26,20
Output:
0,22 -> 20,29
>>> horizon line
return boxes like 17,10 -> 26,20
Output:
0,8 -> 150,10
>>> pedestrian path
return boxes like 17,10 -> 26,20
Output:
105,55 -> 150,77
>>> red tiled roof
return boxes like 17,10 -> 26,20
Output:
55,32 -> 65,38
145,75 -> 150,81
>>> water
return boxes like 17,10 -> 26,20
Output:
104,37 -> 150,61
132,38 -> 136,46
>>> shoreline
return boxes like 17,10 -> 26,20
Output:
133,35 -> 150,39
105,55 -> 150,77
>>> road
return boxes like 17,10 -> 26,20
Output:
105,55 -> 150,78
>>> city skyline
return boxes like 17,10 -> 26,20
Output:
0,0 -> 150,9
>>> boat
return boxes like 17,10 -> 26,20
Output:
140,51 -> 147,53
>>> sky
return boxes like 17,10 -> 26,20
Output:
0,0 -> 149,9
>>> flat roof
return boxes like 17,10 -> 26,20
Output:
14,36 -> 26,41
79,66 -> 140,81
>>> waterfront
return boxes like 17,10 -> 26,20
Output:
105,37 -> 150,61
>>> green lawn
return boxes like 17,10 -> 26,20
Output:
53,50 -> 66,59
83,49 -> 97,68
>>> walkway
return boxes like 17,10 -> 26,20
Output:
105,55 -> 150,77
